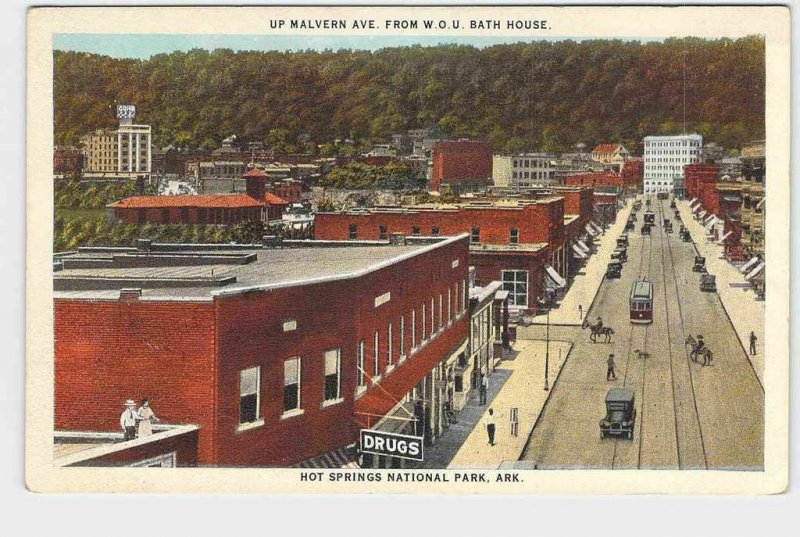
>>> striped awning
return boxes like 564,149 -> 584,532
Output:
297,446 -> 359,469
705,216 -> 718,229
545,265 -> 567,288
591,222 -> 603,234
577,240 -> 591,253
741,256 -> 761,273
744,262 -> 765,281
688,197 -> 697,205
585,224 -> 597,236
716,231 -> 732,244
692,204 -> 701,213
572,244 -> 587,259
698,210 -> 707,219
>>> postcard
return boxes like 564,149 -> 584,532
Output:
26,5 -> 790,494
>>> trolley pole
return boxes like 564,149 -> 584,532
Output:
544,301 -> 550,391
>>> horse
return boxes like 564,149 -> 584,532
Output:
685,335 -> 713,366
582,319 -> 615,343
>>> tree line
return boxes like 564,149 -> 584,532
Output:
54,36 -> 765,154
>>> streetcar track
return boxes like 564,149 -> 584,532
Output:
660,200 -> 710,469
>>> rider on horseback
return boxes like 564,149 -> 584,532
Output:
596,316 -> 603,330
696,334 -> 705,353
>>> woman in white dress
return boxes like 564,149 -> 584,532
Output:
137,397 -> 159,437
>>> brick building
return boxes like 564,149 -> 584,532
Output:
53,147 -> 83,176
431,140 -> 492,193
108,169 -> 290,225
684,163 -> 720,204
620,157 -> 644,191
54,237 -> 470,467
314,197 -> 572,315
565,170 -> 624,188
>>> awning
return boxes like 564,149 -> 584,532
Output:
741,256 -> 760,273
716,231 -> 732,244
744,262 -> 765,281
688,197 -> 697,205
297,446 -> 359,469
545,265 -> 567,288
756,197 -> 765,209
698,210 -> 707,219
585,224 -> 597,237
591,222 -> 603,234
705,217 -> 717,229
704,213 -> 716,223
572,244 -> 587,259
692,204 -> 701,213
577,240 -> 591,253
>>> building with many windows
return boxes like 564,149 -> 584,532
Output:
80,122 -> 152,176
54,236 -> 470,467
590,143 -> 629,170
492,153 -> 557,188
643,134 -> 702,194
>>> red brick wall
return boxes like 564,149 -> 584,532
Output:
67,428 -> 200,467
315,201 -> 564,247
431,141 -> 492,191
698,180 -> 720,217
565,171 -> 623,187
212,238 -> 469,466
54,300 -> 218,462
684,164 -> 719,200
621,159 -> 643,188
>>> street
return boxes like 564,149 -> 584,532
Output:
519,198 -> 764,470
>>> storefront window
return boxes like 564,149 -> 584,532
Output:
501,270 -> 529,307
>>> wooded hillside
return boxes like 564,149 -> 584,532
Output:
54,37 -> 765,153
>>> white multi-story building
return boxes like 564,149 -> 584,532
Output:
643,134 -> 702,194
493,153 -> 557,188
80,105 -> 152,176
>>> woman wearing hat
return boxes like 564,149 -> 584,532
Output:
137,397 -> 159,437
120,400 -> 138,441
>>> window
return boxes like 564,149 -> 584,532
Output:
411,226 -> 421,236
357,340 -> 366,387
411,309 -> 417,349
431,226 -> 440,236
439,294 -> 443,329
431,298 -> 435,336
348,224 -> 357,240
502,270 -> 529,307
373,332 -> 380,377
510,228 -> 519,244
421,303 -> 426,341
323,349 -> 341,402
239,366 -> 260,424
283,358 -> 301,413
400,316 -> 405,356
470,227 -> 480,244
379,225 -> 387,240
387,324 -> 393,367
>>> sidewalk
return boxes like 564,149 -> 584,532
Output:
446,339 -> 572,470
530,201 -> 633,326
678,201 -> 764,386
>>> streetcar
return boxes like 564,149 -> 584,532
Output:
643,211 -> 655,225
629,279 -> 653,324
657,192 -> 669,200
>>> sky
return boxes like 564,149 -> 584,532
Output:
53,34 -> 663,59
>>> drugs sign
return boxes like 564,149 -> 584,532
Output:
116,104 -> 136,119
360,430 -> 424,462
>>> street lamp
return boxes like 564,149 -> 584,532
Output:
537,293 -> 550,391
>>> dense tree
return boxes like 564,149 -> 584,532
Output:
54,37 -> 765,153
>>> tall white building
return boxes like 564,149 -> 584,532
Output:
643,134 -> 702,194
80,104 -> 152,176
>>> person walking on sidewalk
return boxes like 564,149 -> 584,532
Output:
479,373 -> 488,405
749,331 -> 758,355
485,408 -> 496,446
578,304 -> 583,320
606,354 -> 617,381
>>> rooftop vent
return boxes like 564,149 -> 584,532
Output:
119,288 -> 142,301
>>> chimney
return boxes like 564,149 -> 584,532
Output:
389,232 -> 406,246
119,288 -> 142,301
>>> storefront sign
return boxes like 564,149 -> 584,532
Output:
360,430 -> 424,462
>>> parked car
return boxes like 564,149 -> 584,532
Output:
600,388 -> 636,440
612,248 -> 628,263
606,260 -> 623,279
682,230 -> 692,242
700,273 -> 717,292
693,256 -> 706,272
641,224 -> 651,235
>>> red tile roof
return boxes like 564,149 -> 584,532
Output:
243,167 -> 269,178
108,194 -> 264,209
592,144 -> 622,154
263,193 -> 289,206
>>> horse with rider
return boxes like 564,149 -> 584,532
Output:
582,316 -> 615,343
685,334 -> 713,366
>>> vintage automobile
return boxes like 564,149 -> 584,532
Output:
700,273 -> 717,292
643,211 -> 655,224
633,200 -> 642,211
674,210 -> 681,220
693,256 -> 706,272
663,218 -> 670,227
664,222 -> 673,234
606,260 -> 623,279
625,221 -> 635,232
682,230 -> 692,242
600,388 -> 636,440
616,234 -> 628,248
612,248 -> 628,263
657,192 -> 669,200
641,224 -> 651,235
679,225 -> 686,235
670,199 -> 677,209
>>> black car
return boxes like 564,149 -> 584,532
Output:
612,248 -> 628,263
606,260 -> 622,279
600,388 -> 636,440
641,224 -> 651,235
693,256 -> 706,272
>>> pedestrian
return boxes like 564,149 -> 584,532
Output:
485,408 -> 496,446
606,354 -> 617,381
749,331 -> 757,355
480,373 -> 488,405
120,399 -> 138,441
136,397 -> 160,437
578,304 -> 583,320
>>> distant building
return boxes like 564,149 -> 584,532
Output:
740,141 -> 765,263
53,146 -> 83,176
80,106 -> 152,176
565,170 -> 623,188
620,157 -> 644,192
431,140 -> 492,193
508,153 -> 557,188
590,143 -> 629,169
643,134 -> 702,194
492,155 -> 513,187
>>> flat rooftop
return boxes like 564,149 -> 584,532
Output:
54,237 -> 464,301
